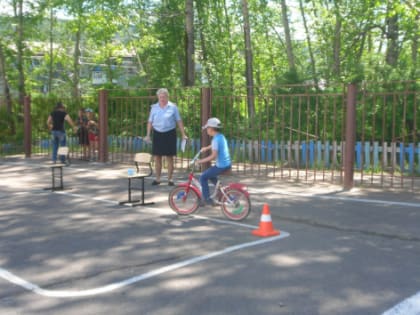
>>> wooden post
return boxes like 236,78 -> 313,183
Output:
98,90 -> 108,163
200,87 -> 212,170
343,83 -> 357,190
23,95 -> 31,158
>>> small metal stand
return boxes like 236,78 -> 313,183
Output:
119,175 -> 155,207
44,163 -> 66,191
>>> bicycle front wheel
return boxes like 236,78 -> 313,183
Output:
168,186 -> 200,215
220,188 -> 251,221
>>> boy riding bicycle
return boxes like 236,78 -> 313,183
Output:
197,118 -> 232,206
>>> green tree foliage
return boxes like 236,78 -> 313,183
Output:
0,0 -> 418,145
2,0 -> 418,91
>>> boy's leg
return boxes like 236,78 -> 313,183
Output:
199,166 -> 221,202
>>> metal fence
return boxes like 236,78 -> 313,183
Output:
1,81 -> 419,190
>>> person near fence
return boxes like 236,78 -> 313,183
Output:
144,88 -> 188,186
76,107 -> 90,160
85,108 -> 99,162
197,117 -> 232,207
47,101 -> 77,164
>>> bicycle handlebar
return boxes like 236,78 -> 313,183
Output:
189,151 -> 201,168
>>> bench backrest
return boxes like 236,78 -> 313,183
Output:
134,153 -> 153,177
57,146 -> 69,156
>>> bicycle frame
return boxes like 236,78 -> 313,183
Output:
178,151 -> 249,203
177,172 -> 202,201
169,151 -> 251,220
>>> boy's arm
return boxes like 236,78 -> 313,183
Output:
200,145 -> 212,153
198,149 -> 217,164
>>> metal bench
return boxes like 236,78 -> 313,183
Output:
119,153 -> 154,206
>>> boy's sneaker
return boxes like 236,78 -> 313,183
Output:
207,199 -> 218,207
199,199 -> 218,207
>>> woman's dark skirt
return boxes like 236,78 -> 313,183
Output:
152,128 -> 177,156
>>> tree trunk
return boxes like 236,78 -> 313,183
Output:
223,0 -> 235,88
241,0 -> 255,119
332,2 -> 341,78
73,28 -> 81,100
196,1 -> 212,86
332,19 -> 341,77
385,2 -> 399,67
0,42 -> 13,113
48,8 -> 54,94
299,0 -> 318,86
0,40 -> 15,135
280,0 -> 296,74
15,0 -> 26,106
411,13 -> 418,78
184,0 -> 195,86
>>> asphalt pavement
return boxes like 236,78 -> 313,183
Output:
0,156 -> 419,315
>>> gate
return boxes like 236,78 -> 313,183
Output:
3,81 -> 419,190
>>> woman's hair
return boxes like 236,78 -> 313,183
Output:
55,101 -> 65,109
156,88 -> 169,97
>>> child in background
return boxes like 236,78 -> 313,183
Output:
76,108 -> 89,160
85,108 -> 99,161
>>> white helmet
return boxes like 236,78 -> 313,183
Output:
202,117 -> 222,130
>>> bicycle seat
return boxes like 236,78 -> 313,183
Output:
220,169 -> 232,176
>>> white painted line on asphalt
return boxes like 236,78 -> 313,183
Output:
382,291 -> 420,315
0,188 -> 259,230
55,190 -> 120,205
0,233 -> 289,298
51,190 -> 260,229
276,191 -> 420,208
192,214 -> 257,229
1,183 -> 290,298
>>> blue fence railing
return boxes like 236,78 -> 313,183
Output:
34,137 -> 420,174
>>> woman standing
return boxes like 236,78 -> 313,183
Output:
46,102 -> 77,164
144,88 -> 188,186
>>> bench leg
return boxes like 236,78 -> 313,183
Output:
119,178 -> 140,205
58,167 -> 63,190
139,177 -> 154,206
119,177 -> 154,207
44,166 -> 64,191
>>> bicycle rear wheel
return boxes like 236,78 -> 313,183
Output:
168,186 -> 200,215
220,187 -> 251,221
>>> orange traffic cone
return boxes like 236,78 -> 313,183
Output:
252,203 -> 280,237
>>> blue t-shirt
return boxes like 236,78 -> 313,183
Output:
211,133 -> 231,168
148,102 -> 181,132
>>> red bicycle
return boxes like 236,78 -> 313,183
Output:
168,151 -> 251,221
